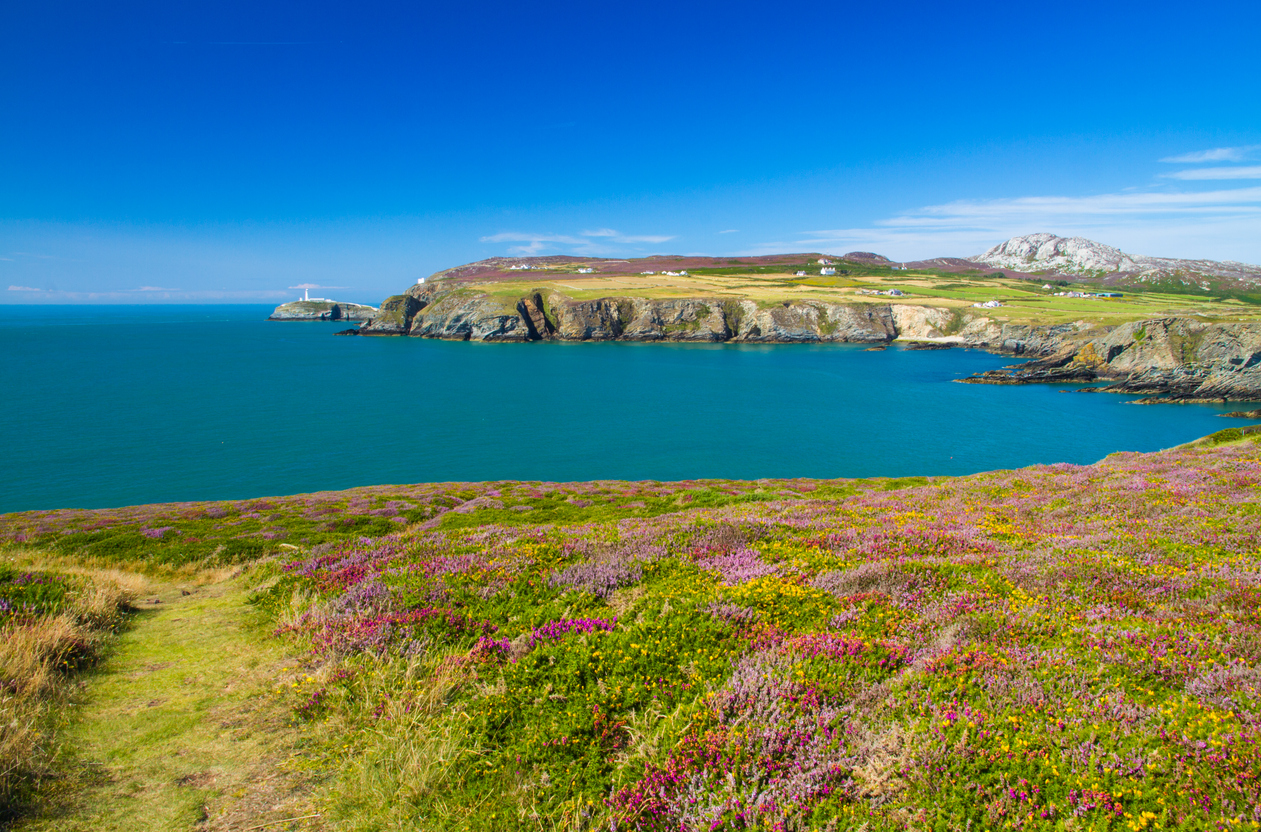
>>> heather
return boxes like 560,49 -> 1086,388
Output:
0,478 -> 855,570
4,441 -> 1261,830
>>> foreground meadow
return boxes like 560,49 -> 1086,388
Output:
3,434 -> 1260,830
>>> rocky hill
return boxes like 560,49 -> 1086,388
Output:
969,233 -> 1261,291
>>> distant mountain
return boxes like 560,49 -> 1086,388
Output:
968,233 -> 1261,291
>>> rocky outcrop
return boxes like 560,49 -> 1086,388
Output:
971,233 -> 1261,290
357,295 -> 423,334
962,318 -> 1261,401
268,300 -> 378,321
409,292 -> 535,341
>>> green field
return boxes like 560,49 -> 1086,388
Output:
457,263 -> 1261,328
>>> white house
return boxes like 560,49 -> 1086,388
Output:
817,258 -> 832,265
416,278 -> 426,284
577,268 -> 594,274
794,271 -> 806,276
820,267 -> 836,276
641,271 -> 656,275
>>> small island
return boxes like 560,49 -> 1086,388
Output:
268,289 -> 378,322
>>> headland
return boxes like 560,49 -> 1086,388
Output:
330,234 -> 1261,401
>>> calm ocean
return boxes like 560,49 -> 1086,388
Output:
0,304 -> 1249,512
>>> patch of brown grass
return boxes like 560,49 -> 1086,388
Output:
0,572 -> 133,820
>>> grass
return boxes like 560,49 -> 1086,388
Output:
8,558 -> 323,832
464,268 -> 1261,328
0,557 -> 135,823
4,438 -> 1261,830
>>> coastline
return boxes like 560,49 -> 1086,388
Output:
329,281 -> 1261,402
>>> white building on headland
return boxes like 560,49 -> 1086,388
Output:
416,278 -> 426,284
301,287 -> 330,302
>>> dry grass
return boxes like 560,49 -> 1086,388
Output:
0,570 -> 133,819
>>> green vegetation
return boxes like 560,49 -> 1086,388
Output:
4,439 -> 1261,830
1,560 -> 134,822
445,258 -> 1261,329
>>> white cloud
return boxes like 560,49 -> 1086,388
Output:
136,285 -> 179,292
288,283 -> 347,289
1163,166 -> 1261,181
718,229 -> 739,234
481,229 -> 675,256
1160,145 -> 1261,164
3,287 -> 290,303
744,186 -> 1261,263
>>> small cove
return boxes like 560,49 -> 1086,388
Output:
1,304 -> 1253,512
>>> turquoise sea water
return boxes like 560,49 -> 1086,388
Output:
0,304 -> 1253,512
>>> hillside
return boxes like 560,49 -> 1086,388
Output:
970,234 -> 1261,293
3,433 -> 1261,830
415,235 -> 1261,299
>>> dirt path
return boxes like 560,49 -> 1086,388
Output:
18,577 -> 324,832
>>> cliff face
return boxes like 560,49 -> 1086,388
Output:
358,285 -> 1087,354
361,286 -> 901,343
962,318 -> 1261,400
269,300 -> 378,321
354,283 -> 1261,400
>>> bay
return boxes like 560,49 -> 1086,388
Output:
0,304 -> 1249,512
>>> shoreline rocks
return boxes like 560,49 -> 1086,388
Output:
958,318 -> 1261,402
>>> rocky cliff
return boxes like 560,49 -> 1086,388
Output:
961,318 -> 1261,401
354,283 -> 1261,400
971,233 -> 1261,290
359,285 -> 903,344
268,300 -> 378,322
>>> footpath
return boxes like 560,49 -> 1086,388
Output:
18,577 -> 322,832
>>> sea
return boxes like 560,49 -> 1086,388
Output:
0,304 -> 1252,513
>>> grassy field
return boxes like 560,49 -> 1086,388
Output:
3,430 -> 1260,830
470,266 -> 1261,327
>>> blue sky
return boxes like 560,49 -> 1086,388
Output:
3,0 -> 1259,304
